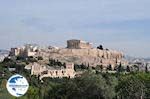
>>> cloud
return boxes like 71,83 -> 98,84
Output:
21,17 -> 55,32
0,0 -> 150,57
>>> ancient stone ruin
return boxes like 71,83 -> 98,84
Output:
37,39 -> 127,69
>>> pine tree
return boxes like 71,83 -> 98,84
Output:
145,64 -> 148,73
126,65 -> 130,72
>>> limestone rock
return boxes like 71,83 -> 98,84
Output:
37,48 -> 125,69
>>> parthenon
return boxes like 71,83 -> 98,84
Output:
67,39 -> 92,49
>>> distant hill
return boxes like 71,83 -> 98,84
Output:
0,49 -> 9,55
125,55 -> 150,63
143,58 -> 150,62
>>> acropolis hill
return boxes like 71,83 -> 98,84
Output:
10,39 -> 127,69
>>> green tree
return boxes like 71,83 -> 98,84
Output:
97,45 -> 103,50
126,65 -> 130,72
117,75 -> 146,99
145,65 -> 148,73
107,64 -> 112,71
26,86 -> 40,99
117,63 -> 124,73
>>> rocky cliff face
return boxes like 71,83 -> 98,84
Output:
37,48 -> 126,68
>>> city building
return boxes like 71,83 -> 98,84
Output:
0,50 -> 9,62
10,44 -> 39,57
146,63 -> 150,71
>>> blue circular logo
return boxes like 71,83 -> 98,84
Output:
6,74 -> 29,97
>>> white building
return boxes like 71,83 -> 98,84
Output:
10,44 -> 39,57
0,50 -> 9,62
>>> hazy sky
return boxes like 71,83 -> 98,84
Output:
0,0 -> 150,57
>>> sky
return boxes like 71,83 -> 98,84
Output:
0,0 -> 150,57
